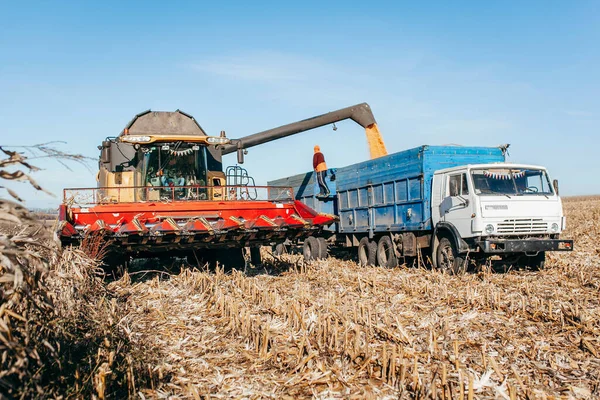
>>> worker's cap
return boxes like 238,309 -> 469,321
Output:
314,145 -> 320,152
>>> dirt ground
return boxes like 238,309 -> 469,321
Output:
101,197 -> 599,399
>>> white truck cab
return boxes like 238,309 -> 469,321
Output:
431,163 -> 573,271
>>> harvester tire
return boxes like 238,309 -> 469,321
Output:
317,237 -> 328,259
250,246 -> 262,265
101,252 -> 129,277
215,248 -> 245,270
358,237 -> 377,267
303,236 -> 320,262
377,236 -> 398,268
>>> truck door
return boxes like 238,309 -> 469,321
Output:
440,172 -> 473,236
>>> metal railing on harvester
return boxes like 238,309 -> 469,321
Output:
63,185 -> 295,207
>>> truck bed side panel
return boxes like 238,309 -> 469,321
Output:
269,145 -> 505,235
336,147 -> 425,233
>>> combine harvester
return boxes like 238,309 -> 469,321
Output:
57,103 -> 385,267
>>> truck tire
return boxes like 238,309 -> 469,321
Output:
303,236 -> 320,262
317,237 -> 328,259
274,243 -> 288,256
435,237 -> 466,274
358,237 -> 377,267
377,235 -> 398,268
519,252 -> 546,270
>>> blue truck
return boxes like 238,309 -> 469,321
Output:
268,145 -> 573,272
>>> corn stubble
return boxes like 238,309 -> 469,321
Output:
118,197 -> 598,399
1,197 -> 598,399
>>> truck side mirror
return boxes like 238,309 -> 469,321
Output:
553,179 -> 559,195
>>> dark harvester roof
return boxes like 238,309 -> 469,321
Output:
120,110 -> 207,137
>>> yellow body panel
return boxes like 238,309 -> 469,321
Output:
207,171 -> 226,200
97,169 -> 143,202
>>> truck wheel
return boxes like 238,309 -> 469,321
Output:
317,237 -> 328,259
274,243 -> 288,256
377,236 -> 398,268
519,252 -> 546,270
250,246 -> 262,265
303,236 -> 320,262
435,237 -> 466,274
358,237 -> 377,267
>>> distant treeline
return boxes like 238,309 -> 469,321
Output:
30,208 -> 58,220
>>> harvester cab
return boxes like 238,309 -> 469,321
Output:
57,103 -> 384,267
97,110 -> 231,203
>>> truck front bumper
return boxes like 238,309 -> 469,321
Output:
477,238 -> 573,254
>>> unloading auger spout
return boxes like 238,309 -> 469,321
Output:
221,102 -> 388,160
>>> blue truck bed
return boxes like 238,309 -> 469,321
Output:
268,145 -> 505,235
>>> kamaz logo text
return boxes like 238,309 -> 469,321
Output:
485,205 -> 509,210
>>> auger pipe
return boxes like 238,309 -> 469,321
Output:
221,103 -> 379,155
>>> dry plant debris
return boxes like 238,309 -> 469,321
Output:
0,144 -> 150,399
0,213 -> 151,398
113,197 -> 599,399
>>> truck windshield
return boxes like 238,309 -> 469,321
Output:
471,168 -> 553,196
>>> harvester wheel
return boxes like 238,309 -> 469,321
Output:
215,248 -> 245,270
250,246 -> 262,265
101,252 -> 129,277
303,236 -> 320,262
358,237 -> 377,267
317,237 -> 328,259
377,236 -> 398,268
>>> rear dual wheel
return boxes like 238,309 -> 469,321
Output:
303,236 -> 328,262
359,236 -> 399,268
377,236 -> 398,268
274,243 -> 288,256
358,237 -> 377,267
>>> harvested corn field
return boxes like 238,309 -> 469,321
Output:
108,197 -> 598,399
1,197 -> 598,398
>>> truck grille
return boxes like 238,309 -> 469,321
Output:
497,219 -> 548,234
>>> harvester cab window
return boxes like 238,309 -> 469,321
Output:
139,144 -> 209,200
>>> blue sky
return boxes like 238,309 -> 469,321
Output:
1,1 -> 598,208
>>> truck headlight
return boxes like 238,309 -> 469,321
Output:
485,224 -> 494,234
551,223 -> 559,232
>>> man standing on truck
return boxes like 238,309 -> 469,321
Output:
313,145 -> 330,197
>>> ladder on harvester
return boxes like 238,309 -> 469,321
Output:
226,166 -> 258,200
